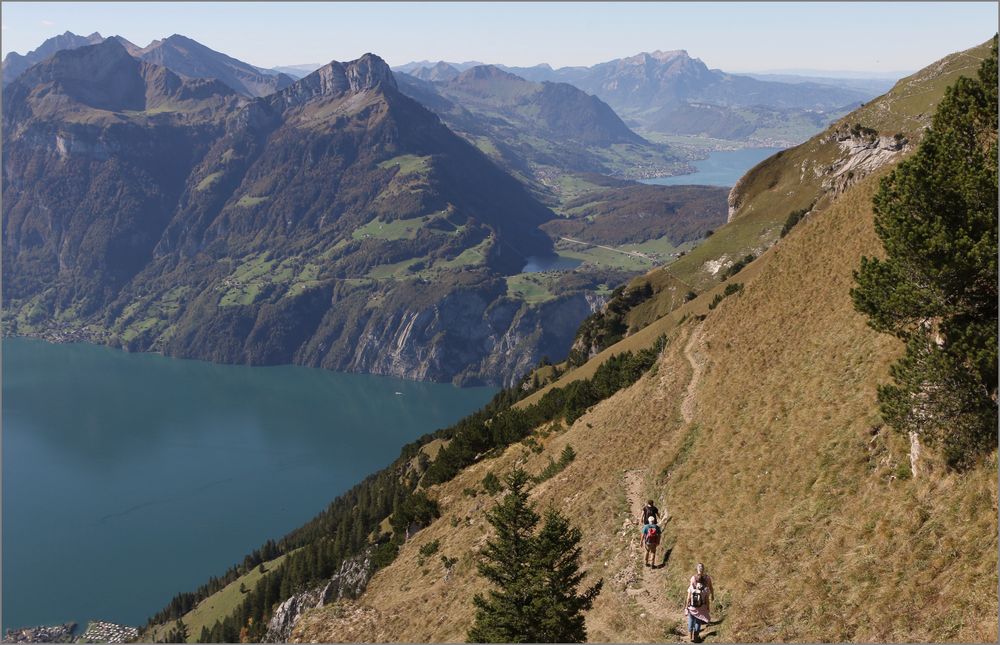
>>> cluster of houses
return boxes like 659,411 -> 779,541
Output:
76,621 -> 140,643
5,620 -> 140,643
4,622 -> 77,643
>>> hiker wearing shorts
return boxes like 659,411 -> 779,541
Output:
640,516 -> 661,567
684,562 -> 714,642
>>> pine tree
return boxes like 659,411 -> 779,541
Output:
530,510 -> 603,642
468,468 -> 602,643
851,37 -> 998,468
468,468 -> 539,643
164,618 -> 188,643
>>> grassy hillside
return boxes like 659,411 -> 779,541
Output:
292,155 -> 997,643
148,551 -> 296,642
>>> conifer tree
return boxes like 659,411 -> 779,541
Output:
852,37 -> 998,468
530,509 -> 603,642
164,618 -> 188,643
468,468 -> 602,643
468,468 -> 539,643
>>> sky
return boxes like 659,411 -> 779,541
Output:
1,2 -> 996,74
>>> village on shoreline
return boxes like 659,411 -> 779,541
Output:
4,621 -> 139,644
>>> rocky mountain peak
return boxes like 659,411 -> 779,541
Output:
649,49 -> 690,61
108,35 -> 143,56
345,53 -> 397,93
277,53 -> 397,107
2,30 -> 107,85
455,64 -> 523,83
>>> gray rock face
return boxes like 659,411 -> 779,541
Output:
726,175 -> 747,223
276,53 -> 397,110
263,552 -> 373,642
822,131 -> 907,196
337,289 -> 603,387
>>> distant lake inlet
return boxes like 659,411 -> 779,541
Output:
642,147 -> 785,187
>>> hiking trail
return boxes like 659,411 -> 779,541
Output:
615,324 -> 714,640
681,323 -> 707,424
618,469 -> 686,640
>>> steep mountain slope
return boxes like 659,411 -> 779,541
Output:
2,42 -> 608,386
294,166 -> 997,643
2,38 -> 244,307
395,65 -> 687,196
289,45 -> 998,642
1,30 -> 104,84
133,34 -> 296,97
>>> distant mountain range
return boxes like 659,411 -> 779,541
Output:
2,30 -> 105,84
399,50 -> 884,144
3,31 -> 296,97
395,64 -> 686,191
268,63 -> 324,79
3,39 -> 623,386
740,73 -> 898,95
5,34 -> 885,146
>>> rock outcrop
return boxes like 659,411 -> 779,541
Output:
264,552 -> 373,642
822,130 -> 908,195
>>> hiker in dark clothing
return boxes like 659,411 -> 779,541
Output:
639,500 -> 659,526
640,516 -> 661,567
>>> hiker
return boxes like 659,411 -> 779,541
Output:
684,562 -> 715,642
639,499 -> 660,526
640,516 -> 661,567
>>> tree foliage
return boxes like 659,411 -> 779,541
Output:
851,37 -> 998,468
468,469 -> 601,643
163,619 -> 188,643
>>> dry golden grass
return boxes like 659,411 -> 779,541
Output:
291,40 -> 998,641
292,166 -> 997,643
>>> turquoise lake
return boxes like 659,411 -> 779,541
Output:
2,337 -> 495,632
642,147 -> 785,187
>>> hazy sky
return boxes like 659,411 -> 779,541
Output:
2,2 -> 996,73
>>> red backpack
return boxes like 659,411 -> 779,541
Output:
645,524 -> 660,547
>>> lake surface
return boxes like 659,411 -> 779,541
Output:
521,254 -> 583,273
642,147 -> 785,187
2,338 -> 495,632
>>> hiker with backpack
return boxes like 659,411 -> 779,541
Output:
639,499 -> 660,526
640,516 -> 661,567
684,562 -> 715,642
